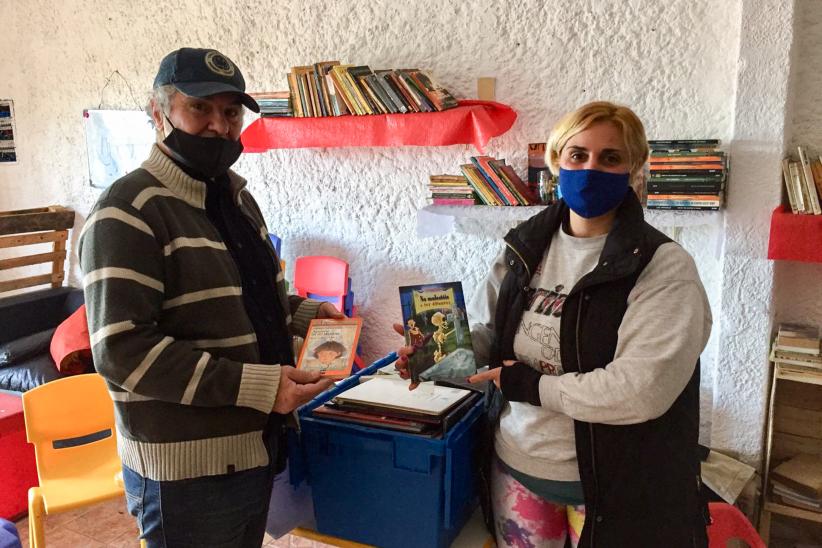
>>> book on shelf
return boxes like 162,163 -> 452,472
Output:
471,156 -> 519,205
295,318 -> 363,379
775,323 -> 821,355
451,157 -> 534,206
798,146 -> 822,215
782,146 -> 822,215
781,158 -> 799,214
250,91 -> 292,118
399,282 -> 477,384
497,163 -> 538,204
404,70 -> 458,111
646,181 -> 725,195
285,62 -> 458,117
772,481 -> 822,512
648,139 -> 721,150
428,174 -> 479,205
461,164 -> 501,205
772,454 -> 822,501
646,193 -> 723,210
771,348 -> 822,369
647,139 -> 727,210
528,143 -> 549,197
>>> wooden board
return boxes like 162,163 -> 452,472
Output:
0,206 -> 74,235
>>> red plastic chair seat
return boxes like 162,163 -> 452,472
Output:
707,502 -> 765,548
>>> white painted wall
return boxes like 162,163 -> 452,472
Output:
0,0 -> 804,465
774,0 -> 822,327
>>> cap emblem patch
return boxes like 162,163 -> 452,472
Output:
204,51 -> 235,77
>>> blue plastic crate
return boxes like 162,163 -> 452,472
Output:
293,353 -> 482,548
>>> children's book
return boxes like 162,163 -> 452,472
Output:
398,282 -> 476,384
295,317 -> 362,379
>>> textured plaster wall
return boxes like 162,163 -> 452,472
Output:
774,0 -> 822,327
709,0 -> 796,465
2,0 -> 798,459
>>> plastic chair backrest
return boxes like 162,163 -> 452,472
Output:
293,256 -> 349,313
707,502 -> 765,548
268,233 -> 282,257
22,373 -> 116,481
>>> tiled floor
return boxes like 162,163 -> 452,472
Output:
13,497 -> 333,547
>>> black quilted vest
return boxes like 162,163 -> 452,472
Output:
481,191 -> 709,548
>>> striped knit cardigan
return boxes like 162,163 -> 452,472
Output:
79,144 -> 320,482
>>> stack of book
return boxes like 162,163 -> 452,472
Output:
460,156 -> 537,206
772,323 -> 822,368
251,92 -> 292,117
782,145 -> 822,215
312,377 -> 479,438
428,175 -> 479,206
286,62 -> 458,118
646,140 -> 727,210
771,454 -> 822,512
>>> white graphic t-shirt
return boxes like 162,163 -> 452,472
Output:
494,226 -> 607,481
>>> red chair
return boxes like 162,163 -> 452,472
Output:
293,256 -> 364,370
708,502 -> 765,548
293,256 -> 349,314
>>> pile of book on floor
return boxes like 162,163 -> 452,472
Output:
285,62 -> 458,117
312,376 -> 480,438
646,139 -> 727,210
771,454 -> 822,512
457,156 -> 537,206
782,145 -> 822,215
250,92 -> 292,117
429,175 -> 480,206
771,323 -> 822,369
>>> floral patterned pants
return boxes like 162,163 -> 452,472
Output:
491,459 -> 586,548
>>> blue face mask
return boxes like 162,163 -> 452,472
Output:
558,168 -> 630,218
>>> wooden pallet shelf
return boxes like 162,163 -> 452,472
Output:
0,206 -> 74,293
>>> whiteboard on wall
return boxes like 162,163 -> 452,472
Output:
84,109 -> 155,189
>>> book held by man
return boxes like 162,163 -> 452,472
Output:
295,317 -> 362,379
398,282 -> 476,384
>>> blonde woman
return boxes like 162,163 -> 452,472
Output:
397,101 -> 712,547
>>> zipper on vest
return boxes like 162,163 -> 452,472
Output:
505,242 -> 531,279
577,292 -> 599,545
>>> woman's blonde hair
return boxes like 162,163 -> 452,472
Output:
546,101 -> 649,184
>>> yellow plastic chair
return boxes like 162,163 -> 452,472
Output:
22,373 -> 124,548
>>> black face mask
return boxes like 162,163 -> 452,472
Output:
162,118 -> 243,179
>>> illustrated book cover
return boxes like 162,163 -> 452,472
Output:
295,317 -> 362,379
398,282 -> 476,384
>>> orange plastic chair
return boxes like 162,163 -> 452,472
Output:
293,255 -> 350,314
707,502 -> 765,548
22,373 -> 124,548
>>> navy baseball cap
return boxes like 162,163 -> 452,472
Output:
153,48 -> 260,113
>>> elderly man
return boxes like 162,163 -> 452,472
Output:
79,48 -> 339,547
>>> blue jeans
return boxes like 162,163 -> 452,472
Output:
122,463 -> 273,548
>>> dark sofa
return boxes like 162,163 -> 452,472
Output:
0,286 -> 89,393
